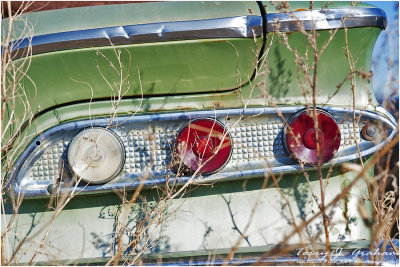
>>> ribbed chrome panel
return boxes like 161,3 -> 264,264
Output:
340,123 -> 361,146
121,129 -> 175,173
30,142 -> 67,181
231,122 -> 283,162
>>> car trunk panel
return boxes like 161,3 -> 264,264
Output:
11,37 -> 261,115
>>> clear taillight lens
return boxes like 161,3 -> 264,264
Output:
176,118 -> 232,174
284,109 -> 341,165
67,127 -> 125,184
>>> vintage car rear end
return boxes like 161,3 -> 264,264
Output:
1,1 -> 398,265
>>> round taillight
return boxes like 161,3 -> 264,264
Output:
176,118 -> 232,174
68,127 -> 125,184
284,109 -> 341,165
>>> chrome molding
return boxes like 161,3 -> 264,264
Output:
8,7 -> 386,58
8,106 -> 396,198
8,16 -> 262,58
267,7 -> 387,32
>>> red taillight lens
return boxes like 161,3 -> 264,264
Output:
176,118 -> 232,174
284,109 -> 341,165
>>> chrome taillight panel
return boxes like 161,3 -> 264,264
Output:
8,106 -> 396,198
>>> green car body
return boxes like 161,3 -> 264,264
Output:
1,1 -> 397,265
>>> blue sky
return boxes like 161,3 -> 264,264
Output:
366,1 -> 399,102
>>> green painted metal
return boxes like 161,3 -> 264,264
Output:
2,1 -> 260,42
12,38 -> 260,114
2,1 -> 263,146
2,164 -> 372,264
263,27 -> 381,107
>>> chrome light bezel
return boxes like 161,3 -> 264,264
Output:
7,106 -> 397,198
67,127 -> 126,184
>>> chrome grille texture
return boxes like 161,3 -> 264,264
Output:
30,142 -> 68,181
121,129 -> 175,173
340,123 -> 361,146
29,122 -> 362,182
231,122 -> 285,162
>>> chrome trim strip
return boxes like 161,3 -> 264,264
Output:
7,7 -> 386,58
8,16 -> 262,58
267,7 -> 387,32
8,106 -> 396,198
